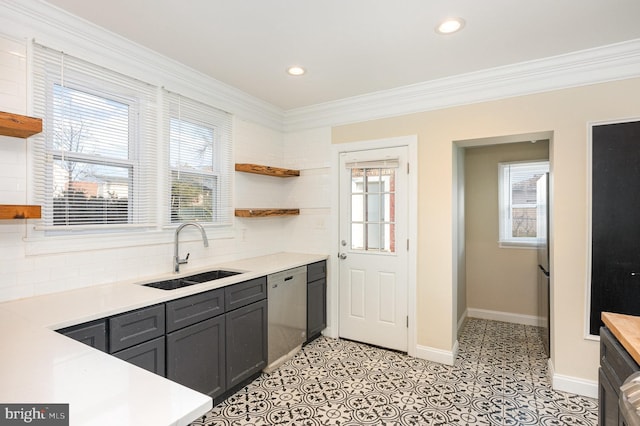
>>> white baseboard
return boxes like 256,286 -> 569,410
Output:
414,340 -> 458,366
321,325 -> 338,339
458,309 -> 468,334
467,308 -> 542,327
548,358 -> 598,398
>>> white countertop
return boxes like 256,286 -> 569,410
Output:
0,252 -> 327,426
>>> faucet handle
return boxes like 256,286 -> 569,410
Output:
176,252 -> 190,267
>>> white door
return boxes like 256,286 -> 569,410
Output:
338,146 -> 408,352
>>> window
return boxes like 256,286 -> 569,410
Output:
32,43 -> 157,231
498,160 -> 549,246
31,43 -> 234,244
164,90 -> 233,225
347,159 -> 399,253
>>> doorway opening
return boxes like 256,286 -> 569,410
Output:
454,131 -> 552,357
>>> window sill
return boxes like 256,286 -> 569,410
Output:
498,240 -> 540,250
24,226 -> 234,256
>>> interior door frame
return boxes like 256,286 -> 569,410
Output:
329,135 -> 418,357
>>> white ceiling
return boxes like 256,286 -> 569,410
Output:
44,0 -> 640,111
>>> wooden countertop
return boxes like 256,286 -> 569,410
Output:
602,312 -> 640,364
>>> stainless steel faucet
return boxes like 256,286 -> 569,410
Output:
174,222 -> 209,273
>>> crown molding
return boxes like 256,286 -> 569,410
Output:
283,38 -> 640,132
0,0 -> 285,131
2,1 -> 639,134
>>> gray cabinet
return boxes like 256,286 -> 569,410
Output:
56,274 -> 268,403
306,260 -> 326,343
166,288 -> 224,333
112,336 -> 165,375
225,277 -> 266,311
226,299 -> 267,389
58,319 -> 107,352
165,276 -> 267,402
109,304 -> 165,353
109,304 -> 166,376
599,327 -> 640,426
167,315 -> 226,398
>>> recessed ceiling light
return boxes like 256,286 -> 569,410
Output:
435,17 -> 465,35
287,66 -> 306,76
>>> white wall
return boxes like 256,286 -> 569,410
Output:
0,27 -> 331,302
234,120 -> 332,259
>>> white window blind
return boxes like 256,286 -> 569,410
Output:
163,89 -> 233,225
32,43 -> 158,231
498,160 -> 549,246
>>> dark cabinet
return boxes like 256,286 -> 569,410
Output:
109,304 -> 165,353
599,367 -> 619,426
58,319 -> 107,352
167,315 -> 226,398
226,299 -> 267,389
165,276 -> 267,402
166,288 -> 224,333
56,273 -> 273,403
306,260 -> 326,343
112,336 -> 165,375
225,276 -> 266,311
599,327 -> 640,426
108,304 -> 166,376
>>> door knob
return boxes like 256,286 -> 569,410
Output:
338,253 -> 347,260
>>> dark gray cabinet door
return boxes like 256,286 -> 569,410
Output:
166,288 -> 224,333
306,260 -> 327,343
225,276 -> 267,311
599,327 -> 640,426
225,299 -> 267,389
598,367 -> 619,426
307,278 -> 326,341
166,315 -> 226,398
58,319 -> 108,352
109,304 -> 165,353
112,336 -> 165,376
307,261 -> 326,282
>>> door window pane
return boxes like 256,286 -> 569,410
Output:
349,167 -> 396,253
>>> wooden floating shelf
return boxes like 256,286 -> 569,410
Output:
0,111 -> 42,139
235,163 -> 300,177
235,209 -> 300,218
0,204 -> 42,219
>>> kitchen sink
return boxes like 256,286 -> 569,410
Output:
143,278 -> 193,290
143,270 -> 242,290
182,269 -> 241,283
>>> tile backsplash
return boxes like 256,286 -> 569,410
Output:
0,35 -> 332,302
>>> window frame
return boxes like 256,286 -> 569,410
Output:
498,160 -> 549,248
164,90 -> 233,227
47,81 -> 139,229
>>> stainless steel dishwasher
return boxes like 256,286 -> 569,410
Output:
264,265 -> 307,372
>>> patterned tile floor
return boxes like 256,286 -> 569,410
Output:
191,318 -> 598,425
